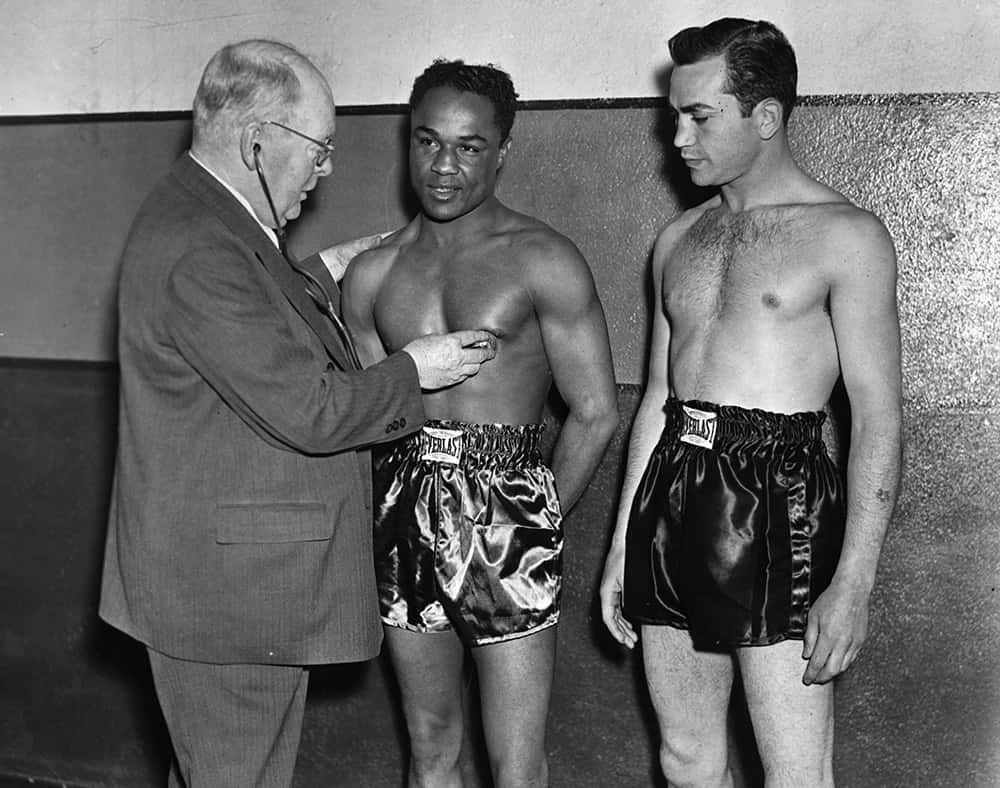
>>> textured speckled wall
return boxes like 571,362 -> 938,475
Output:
5,1 -> 1000,113
292,94 -> 1000,392
1,94 -> 998,787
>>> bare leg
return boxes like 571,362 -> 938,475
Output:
738,641 -> 835,788
641,625 -> 736,788
471,626 -> 557,788
384,626 -> 467,788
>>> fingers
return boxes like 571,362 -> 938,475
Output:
803,635 -> 858,685
599,586 -> 637,649
405,331 -> 497,390
802,617 -> 818,660
615,615 -> 638,649
448,329 -> 498,351
319,232 -> 385,280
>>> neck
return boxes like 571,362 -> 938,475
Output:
191,143 -> 278,230
418,195 -> 504,246
719,142 -> 802,213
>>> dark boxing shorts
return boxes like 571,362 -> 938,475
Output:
374,420 -> 563,646
623,398 -> 845,649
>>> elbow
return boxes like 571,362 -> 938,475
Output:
575,398 -> 620,448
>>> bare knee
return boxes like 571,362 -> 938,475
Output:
489,748 -> 548,788
405,707 -> 464,783
657,733 -> 732,788
760,751 -> 833,788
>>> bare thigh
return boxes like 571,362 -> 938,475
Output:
384,626 -> 467,741
471,626 -> 556,779
737,640 -> 834,786
642,626 -> 735,764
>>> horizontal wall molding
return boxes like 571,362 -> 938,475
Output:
3,92 -> 997,125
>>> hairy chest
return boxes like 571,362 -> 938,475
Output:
663,210 -> 831,326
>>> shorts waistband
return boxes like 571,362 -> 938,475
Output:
406,420 -> 544,467
665,398 -> 825,448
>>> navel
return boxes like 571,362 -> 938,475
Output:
762,292 -> 781,309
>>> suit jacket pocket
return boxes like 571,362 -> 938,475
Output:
216,502 -> 332,544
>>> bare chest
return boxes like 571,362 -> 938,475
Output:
373,250 -> 537,350
663,210 -> 830,326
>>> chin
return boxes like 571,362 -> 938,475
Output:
687,169 -> 716,187
421,202 -> 467,223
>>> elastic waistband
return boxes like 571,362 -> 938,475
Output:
404,420 -> 544,467
665,398 -> 825,448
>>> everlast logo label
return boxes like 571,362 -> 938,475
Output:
421,425 -> 464,464
679,406 -> 718,449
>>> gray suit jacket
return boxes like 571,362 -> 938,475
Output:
100,154 -> 424,664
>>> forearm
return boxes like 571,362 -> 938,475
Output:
835,411 -> 902,592
607,391 -> 667,548
550,405 -> 618,514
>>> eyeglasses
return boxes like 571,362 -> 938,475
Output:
262,120 -> 336,168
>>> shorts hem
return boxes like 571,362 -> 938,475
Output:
631,617 -> 806,650
381,614 -> 559,647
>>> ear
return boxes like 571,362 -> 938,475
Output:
497,136 -> 512,170
239,123 -> 264,170
755,98 -> 783,141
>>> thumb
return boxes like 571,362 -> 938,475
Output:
802,618 -> 818,659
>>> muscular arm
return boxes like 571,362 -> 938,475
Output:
802,210 -> 902,684
339,247 -> 392,368
530,237 -> 618,513
600,226 -> 677,648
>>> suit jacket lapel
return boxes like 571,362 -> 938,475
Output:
174,155 -> 355,371
256,248 -> 356,371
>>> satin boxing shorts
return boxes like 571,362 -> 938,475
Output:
374,420 -> 563,646
624,398 -> 845,649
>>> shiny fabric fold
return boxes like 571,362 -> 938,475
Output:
623,398 -> 845,650
374,420 -> 563,646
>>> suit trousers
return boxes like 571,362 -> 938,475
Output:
147,648 -> 309,788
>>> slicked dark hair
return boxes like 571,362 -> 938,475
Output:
409,59 -> 519,142
669,18 -> 797,125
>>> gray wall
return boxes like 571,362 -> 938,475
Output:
1,94 -> 998,786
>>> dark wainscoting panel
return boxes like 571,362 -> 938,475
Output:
2,361 -> 999,786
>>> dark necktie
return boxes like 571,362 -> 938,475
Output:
278,229 -> 363,370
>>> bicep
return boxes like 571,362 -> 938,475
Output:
340,255 -> 388,367
532,254 -> 616,414
829,218 -> 902,417
644,240 -> 672,400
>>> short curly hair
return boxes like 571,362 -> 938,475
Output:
409,59 -> 519,141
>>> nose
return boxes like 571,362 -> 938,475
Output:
673,116 -> 694,149
431,146 -> 459,175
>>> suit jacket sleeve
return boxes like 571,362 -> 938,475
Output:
165,239 -> 424,455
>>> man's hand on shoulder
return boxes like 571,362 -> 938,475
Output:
403,330 -> 498,390
318,232 -> 391,281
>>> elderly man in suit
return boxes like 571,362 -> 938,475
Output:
99,39 -> 495,788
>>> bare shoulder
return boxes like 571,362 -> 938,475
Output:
816,201 -> 892,245
344,217 -> 420,286
341,240 -> 401,304
809,201 -> 897,281
653,195 -> 721,272
504,209 -> 592,283
375,216 -> 422,251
